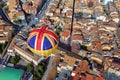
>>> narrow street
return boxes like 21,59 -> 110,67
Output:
28,0 -> 52,27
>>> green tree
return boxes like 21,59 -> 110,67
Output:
0,44 -> 2,53
55,29 -> 61,37
15,55 -> 20,63
103,7 -> 109,15
13,19 -> 21,24
13,20 -> 19,24
38,65 -> 44,73
26,64 -> 33,72
4,7 -> 10,13
2,43 -> 6,51
10,57 -> 16,64
33,71 -> 42,80
16,55 -> 20,60
41,62 -> 45,66
33,76 -> 39,80
0,3 -> 6,8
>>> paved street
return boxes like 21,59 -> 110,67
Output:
28,0 -> 52,27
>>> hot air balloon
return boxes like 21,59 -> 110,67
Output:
27,25 -> 59,56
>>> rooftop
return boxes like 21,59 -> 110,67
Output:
60,30 -> 70,38
63,54 -> 76,67
72,34 -> 83,41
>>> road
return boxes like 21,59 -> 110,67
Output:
18,0 -> 30,24
0,8 -> 22,31
1,0 -> 85,61
0,0 -> 52,31
0,0 -> 52,63
28,0 -> 52,27
19,0 -> 52,34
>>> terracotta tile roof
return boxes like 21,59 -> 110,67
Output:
71,59 -> 105,80
103,21 -> 117,28
81,75 -> 86,80
71,70 -> 80,80
64,54 -> 76,66
66,10 -> 72,17
74,74 -> 80,80
86,73 -> 104,80
92,41 -> 101,50
0,26 -> 4,31
61,30 -> 70,37
103,57 -> 120,70
86,73 -> 94,80
77,60 -> 90,72
72,34 -> 83,40
71,42 -> 81,53
16,11 -> 24,17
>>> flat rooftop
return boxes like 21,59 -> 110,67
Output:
0,67 -> 24,80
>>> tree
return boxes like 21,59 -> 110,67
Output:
10,57 -> 16,64
26,64 -> 33,72
36,71 -> 42,78
1,42 -> 6,51
41,62 -> 45,66
55,29 -> 61,37
0,42 -> 7,53
33,71 -> 42,80
81,45 -> 87,50
13,19 -> 22,24
15,55 -> 20,63
38,65 -> 44,73
0,3 -> 6,8
33,76 -> 39,80
4,7 -> 10,13
16,55 -> 20,60
103,7 -> 109,15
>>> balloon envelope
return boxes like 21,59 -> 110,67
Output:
27,26 -> 59,56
